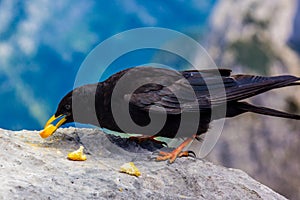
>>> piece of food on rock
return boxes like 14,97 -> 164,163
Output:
67,146 -> 87,161
119,162 -> 141,177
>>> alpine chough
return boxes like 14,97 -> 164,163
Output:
40,67 -> 300,163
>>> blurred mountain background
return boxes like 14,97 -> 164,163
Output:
0,0 -> 300,199
206,0 -> 300,199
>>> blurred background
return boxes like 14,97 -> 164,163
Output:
0,0 -> 300,199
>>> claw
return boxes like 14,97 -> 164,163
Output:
188,150 -> 196,158
178,150 -> 196,158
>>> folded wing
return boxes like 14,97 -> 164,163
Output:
127,67 -> 300,114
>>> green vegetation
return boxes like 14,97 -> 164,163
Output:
228,35 -> 276,75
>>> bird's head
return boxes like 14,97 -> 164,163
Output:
40,91 -> 74,138
40,84 -> 100,138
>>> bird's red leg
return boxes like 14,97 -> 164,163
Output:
156,135 -> 196,163
129,135 -> 167,146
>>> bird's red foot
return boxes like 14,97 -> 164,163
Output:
156,137 -> 195,163
156,150 -> 195,163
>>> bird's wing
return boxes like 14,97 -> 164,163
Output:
126,67 -> 300,114
127,68 -> 233,114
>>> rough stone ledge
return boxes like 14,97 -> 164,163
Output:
0,128 -> 286,199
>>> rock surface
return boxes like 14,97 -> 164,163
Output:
0,127 -> 287,199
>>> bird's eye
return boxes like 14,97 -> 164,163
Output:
65,104 -> 71,110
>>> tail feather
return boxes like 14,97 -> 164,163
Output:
284,82 -> 300,87
211,75 -> 300,104
237,102 -> 300,120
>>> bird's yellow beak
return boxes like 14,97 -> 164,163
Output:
40,114 -> 67,138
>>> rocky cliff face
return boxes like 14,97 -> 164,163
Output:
0,128 -> 287,199
206,0 -> 300,199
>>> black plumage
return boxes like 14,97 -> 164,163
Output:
42,67 -> 300,162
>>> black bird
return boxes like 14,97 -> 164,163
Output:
40,67 -> 300,163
